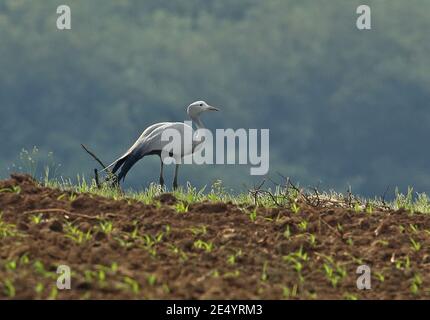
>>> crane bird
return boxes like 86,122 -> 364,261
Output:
102,100 -> 219,189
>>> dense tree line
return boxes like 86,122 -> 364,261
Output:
1,0 -> 429,196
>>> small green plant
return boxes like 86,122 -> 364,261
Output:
344,293 -> 358,300
35,282 -> 44,295
3,279 -> 16,298
410,238 -> 421,252
409,224 -> 419,234
64,222 -> 92,244
282,284 -> 298,299
283,225 -> 291,239
5,260 -> 17,271
322,259 -> 347,288
353,202 -> 361,213
283,247 -> 308,276
261,261 -> 269,282
394,255 -> 411,270
30,213 -> 43,224
291,202 -> 300,214
175,202 -> 188,213
168,244 -> 188,261
249,208 -> 257,222
226,249 -> 242,265
69,193 -> 77,202
99,220 -> 113,234
375,271 -> 385,282
123,277 -> 140,294
308,233 -> 317,247
188,225 -> 207,236
147,274 -> 157,286
0,214 -> 20,238
410,273 -> 422,295
0,185 -> 21,194
193,239 -> 214,252
298,220 -> 308,231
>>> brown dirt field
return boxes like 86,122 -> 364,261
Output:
1,174 -> 430,299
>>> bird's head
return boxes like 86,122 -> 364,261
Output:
187,100 -> 219,118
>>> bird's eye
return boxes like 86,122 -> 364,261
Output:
199,103 -> 203,106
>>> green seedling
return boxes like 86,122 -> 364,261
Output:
194,239 -> 213,252
35,282 -> 44,295
5,260 -> 17,271
188,225 -> 207,236
308,233 -> 317,247
291,202 -> 300,214
344,293 -> 358,300
3,279 -> 16,298
0,186 -> 21,194
168,244 -> 188,261
175,202 -> 188,213
64,222 -> 92,244
99,220 -> 113,234
0,214 -> 20,238
322,260 -> 347,288
147,274 -> 157,286
283,225 -> 291,239
410,238 -> 421,252
31,213 -> 43,224
410,273 -> 422,295
375,271 -> 385,282
298,220 -> 308,231
409,224 -> 419,234
249,208 -> 257,222
123,276 -> 140,294
261,261 -> 269,282
282,284 -> 298,299
227,249 -> 242,265
353,202 -> 361,213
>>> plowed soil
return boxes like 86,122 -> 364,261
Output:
1,174 -> 430,299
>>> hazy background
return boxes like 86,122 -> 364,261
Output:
1,0 -> 429,197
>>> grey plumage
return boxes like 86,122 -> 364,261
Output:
102,101 -> 219,188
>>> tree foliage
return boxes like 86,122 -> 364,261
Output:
1,0 -> 429,196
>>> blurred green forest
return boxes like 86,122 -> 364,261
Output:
1,0 -> 429,196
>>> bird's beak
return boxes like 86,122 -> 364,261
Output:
207,105 -> 219,111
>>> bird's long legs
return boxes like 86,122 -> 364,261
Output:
173,164 -> 179,190
159,156 -> 165,187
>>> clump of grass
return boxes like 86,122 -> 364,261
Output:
282,284 -> 298,299
321,257 -> 347,288
188,225 -> 207,236
122,276 -> 140,294
227,249 -> 242,265
147,274 -> 157,286
410,238 -> 421,252
175,202 -> 188,213
98,220 -> 113,234
193,239 -> 214,252
0,185 -> 21,194
261,261 -> 269,282
0,213 -> 21,238
64,222 -> 92,244
410,273 -> 422,295
248,207 -> 258,222
3,279 -> 16,298
30,213 -> 43,224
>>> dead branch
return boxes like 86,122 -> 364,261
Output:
80,144 -> 119,188
81,144 -> 107,169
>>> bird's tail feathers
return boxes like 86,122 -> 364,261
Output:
117,154 -> 139,182
100,152 -> 131,173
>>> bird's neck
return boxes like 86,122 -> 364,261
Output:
191,115 -> 205,130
